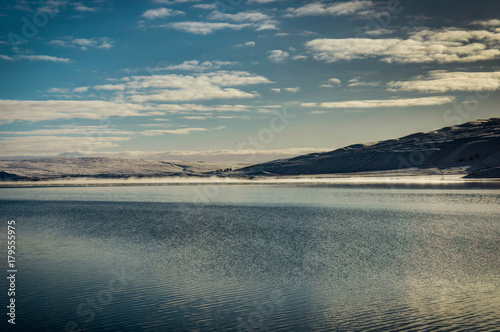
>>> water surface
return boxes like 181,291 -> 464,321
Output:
1,184 -> 499,331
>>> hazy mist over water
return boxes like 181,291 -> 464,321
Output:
1,185 -> 499,331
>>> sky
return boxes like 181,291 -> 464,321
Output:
0,0 -> 499,162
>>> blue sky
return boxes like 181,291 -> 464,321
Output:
0,0 -> 499,162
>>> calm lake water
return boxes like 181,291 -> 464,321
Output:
1,184 -> 499,331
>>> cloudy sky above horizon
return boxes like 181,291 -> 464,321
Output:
1,0 -> 499,162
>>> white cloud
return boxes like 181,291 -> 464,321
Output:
236,41 -> 256,47
267,49 -> 289,63
73,86 -> 89,93
18,55 -> 70,62
192,4 -> 217,10
153,0 -> 199,3
37,0 -> 66,15
302,96 -> 455,109
347,78 -> 380,87
162,21 -> 251,34
142,127 -> 209,136
48,37 -> 114,50
306,28 -> 500,63
74,5 -> 97,12
285,1 -> 374,17
283,87 -> 300,93
216,115 -> 250,119
271,88 -> 281,93
150,103 -> 254,113
363,28 -> 394,36
208,10 -> 272,22
141,7 -> 184,19
0,136 -> 131,157
2,126 -> 134,136
0,55 -> 14,61
328,78 -> 341,85
247,0 -> 279,3
123,71 -> 271,102
183,116 -> 210,120
153,60 -> 238,71
470,19 -> 500,28
388,71 -> 500,93
0,100 -> 161,123
94,84 -> 126,91
48,88 -> 70,94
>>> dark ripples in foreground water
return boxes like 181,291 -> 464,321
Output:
0,185 -> 499,331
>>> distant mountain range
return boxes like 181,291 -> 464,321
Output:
1,118 -> 499,181
228,118 -> 500,178
0,158 -> 232,180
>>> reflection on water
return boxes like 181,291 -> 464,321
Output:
0,185 -> 499,331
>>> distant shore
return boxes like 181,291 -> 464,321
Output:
1,173 -> 499,188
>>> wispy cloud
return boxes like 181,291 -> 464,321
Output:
0,136 -> 131,157
0,55 -> 14,61
208,10 -> 272,22
141,7 -> 184,19
18,55 -> 70,62
143,103 -> 255,114
153,0 -> 200,4
267,50 -> 289,63
247,0 -> 280,3
285,1 -> 374,17
94,84 -> 126,91
306,27 -> 500,63
141,126 -> 225,136
152,60 -> 239,71
388,71 -> 500,93
73,86 -> 89,93
347,78 -> 380,87
328,78 -> 341,86
124,71 -> 271,102
236,41 -> 255,47
161,21 -> 251,34
48,36 -> 114,50
192,4 -> 217,10
74,4 -> 97,12
302,96 -> 455,109
141,127 -> 209,136
0,100 -> 161,123
470,19 -> 500,28
2,126 -> 134,136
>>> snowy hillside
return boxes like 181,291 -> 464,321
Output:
0,158 -> 236,180
1,118 -> 499,181
230,118 -> 500,177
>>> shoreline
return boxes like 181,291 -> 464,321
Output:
1,174 -> 499,188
